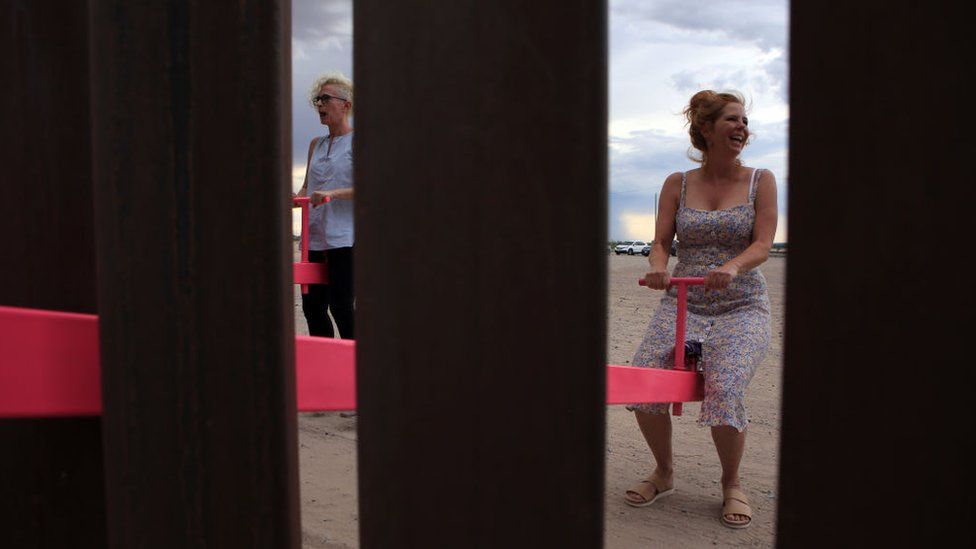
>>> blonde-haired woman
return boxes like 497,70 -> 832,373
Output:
624,91 -> 777,529
297,72 -> 355,341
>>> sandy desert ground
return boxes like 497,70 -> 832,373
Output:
295,252 -> 785,548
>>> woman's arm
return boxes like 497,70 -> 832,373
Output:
642,172 -> 683,289
706,170 -> 778,288
295,137 -> 318,198
310,187 -> 353,206
321,188 -> 354,200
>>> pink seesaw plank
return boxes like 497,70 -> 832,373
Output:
0,306 -> 358,416
294,262 -> 330,284
296,335 -> 356,411
606,364 -> 703,404
1,305 -> 702,417
0,306 -> 101,417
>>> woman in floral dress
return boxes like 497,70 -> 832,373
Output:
623,91 -> 778,530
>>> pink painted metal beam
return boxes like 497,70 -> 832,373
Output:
293,262 -> 331,284
0,304 -> 704,418
606,365 -> 703,404
296,335 -> 356,411
637,276 -> 706,415
292,196 -> 331,291
0,306 -> 102,417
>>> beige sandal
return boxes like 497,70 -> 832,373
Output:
721,486 -> 753,529
624,473 -> 675,507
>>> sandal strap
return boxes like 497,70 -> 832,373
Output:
722,487 -> 752,518
627,473 -> 672,500
722,486 -> 748,501
723,498 -> 752,517
647,472 -> 673,493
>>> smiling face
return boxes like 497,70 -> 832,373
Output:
703,102 -> 749,155
315,84 -> 352,126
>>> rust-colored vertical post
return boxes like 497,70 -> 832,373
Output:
354,1 -> 608,546
780,1 -> 974,545
0,2 -> 105,546
89,1 -> 298,546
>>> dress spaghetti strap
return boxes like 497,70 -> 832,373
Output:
748,168 -> 762,203
680,172 -> 688,208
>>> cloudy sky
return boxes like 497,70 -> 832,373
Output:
291,0 -> 789,242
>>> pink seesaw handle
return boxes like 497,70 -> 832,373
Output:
291,196 -> 330,293
637,277 -> 705,286
291,196 -> 331,207
636,276 -> 706,416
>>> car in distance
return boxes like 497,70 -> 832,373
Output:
641,240 -> 679,256
614,240 -> 648,255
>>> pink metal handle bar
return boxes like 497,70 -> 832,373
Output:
292,196 -> 332,293
291,196 -> 331,206
638,276 -> 705,415
637,276 -> 705,287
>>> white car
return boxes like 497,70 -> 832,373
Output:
614,240 -> 648,255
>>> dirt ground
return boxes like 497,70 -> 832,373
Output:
295,253 -> 785,548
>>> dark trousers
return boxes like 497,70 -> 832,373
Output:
301,247 -> 354,339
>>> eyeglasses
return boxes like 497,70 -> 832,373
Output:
313,93 -> 349,106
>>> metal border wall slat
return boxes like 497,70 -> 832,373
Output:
779,1 -> 974,545
0,2 -> 106,546
354,2 -> 608,546
90,2 -> 299,546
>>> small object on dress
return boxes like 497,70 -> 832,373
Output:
684,340 -> 703,372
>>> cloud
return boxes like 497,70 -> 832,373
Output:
611,0 -> 789,101
620,211 -> 656,241
612,0 -> 788,53
292,0 -> 353,48
290,0 -> 790,241
775,214 -> 788,243
610,129 -> 690,193
670,61 -> 785,101
292,0 -> 354,175
292,163 -> 306,192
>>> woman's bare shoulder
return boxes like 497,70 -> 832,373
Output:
742,165 -> 775,177
753,167 -> 777,185
664,170 -> 685,186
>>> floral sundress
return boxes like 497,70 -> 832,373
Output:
628,168 -> 771,431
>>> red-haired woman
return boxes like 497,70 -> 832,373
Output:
624,91 -> 778,530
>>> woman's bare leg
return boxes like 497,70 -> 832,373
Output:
711,425 -> 749,523
626,410 -> 675,502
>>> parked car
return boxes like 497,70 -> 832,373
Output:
642,240 -> 678,256
614,240 -> 648,255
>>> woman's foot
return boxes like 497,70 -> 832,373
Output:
720,484 -> 753,528
624,470 -> 674,507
